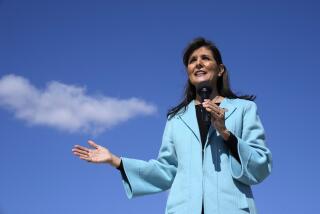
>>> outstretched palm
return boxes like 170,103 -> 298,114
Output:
72,140 -> 112,163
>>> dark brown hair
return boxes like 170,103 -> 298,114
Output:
167,37 -> 256,119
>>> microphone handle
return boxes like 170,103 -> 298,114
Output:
200,105 -> 211,122
199,92 -> 211,123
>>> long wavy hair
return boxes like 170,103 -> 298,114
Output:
167,37 -> 256,119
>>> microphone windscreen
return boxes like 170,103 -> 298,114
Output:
196,81 -> 212,101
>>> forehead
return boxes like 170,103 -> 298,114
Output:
190,46 -> 213,57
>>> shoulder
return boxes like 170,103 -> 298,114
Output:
166,113 -> 181,124
227,98 -> 262,121
167,101 -> 193,121
228,98 -> 257,110
226,98 -> 260,117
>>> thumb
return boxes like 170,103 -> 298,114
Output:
88,140 -> 99,149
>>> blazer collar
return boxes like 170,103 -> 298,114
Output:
178,98 -> 237,144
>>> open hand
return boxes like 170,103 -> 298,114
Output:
72,140 -> 112,164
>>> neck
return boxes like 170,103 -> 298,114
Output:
195,90 -> 221,105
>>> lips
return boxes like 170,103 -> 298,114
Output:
194,70 -> 207,76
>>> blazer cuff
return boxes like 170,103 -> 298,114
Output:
224,131 -> 240,162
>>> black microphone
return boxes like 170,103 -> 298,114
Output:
196,81 -> 212,123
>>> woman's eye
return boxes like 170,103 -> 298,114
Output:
189,58 -> 196,64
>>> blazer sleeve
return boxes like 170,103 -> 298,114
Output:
229,101 -> 272,185
119,118 -> 177,199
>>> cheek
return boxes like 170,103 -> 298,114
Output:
186,67 -> 193,76
207,63 -> 219,74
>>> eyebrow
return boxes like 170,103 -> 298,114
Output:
200,54 -> 211,57
189,54 -> 212,61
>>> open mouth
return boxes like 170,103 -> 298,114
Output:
194,70 -> 207,76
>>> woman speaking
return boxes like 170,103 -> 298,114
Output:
72,37 -> 272,214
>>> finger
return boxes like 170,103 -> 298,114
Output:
203,101 -> 217,108
74,145 -> 90,152
202,102 -> 211,109
202,101 -> 224,116
88,140 -> 99,149
206,102 -> 225,115
73,151 -> 89,159
205,107 -> 219,118
205,107 -> 224,119
212,110 -> 222,119
73,151 -> 95,162
79,156 -> 92,162
211,102 -> 222,111
204,103 -> 220,114
72,148 -> 88,156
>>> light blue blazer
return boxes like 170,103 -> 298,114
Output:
120,98 -> 272,214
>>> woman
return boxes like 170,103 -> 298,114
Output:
72,37 -> 272,214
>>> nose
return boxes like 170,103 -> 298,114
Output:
195,58 -> 203,68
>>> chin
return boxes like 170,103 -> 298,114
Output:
192,78 -> 211,86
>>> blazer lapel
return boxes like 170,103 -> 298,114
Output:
178,98 -> 238,145
219,97 -> 237,120
178,100 -> 201,143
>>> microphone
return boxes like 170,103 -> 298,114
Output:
196,81 -> 212,123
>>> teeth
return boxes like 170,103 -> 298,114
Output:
195,71 -> 206,76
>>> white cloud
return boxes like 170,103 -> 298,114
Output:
0,74 -> 157,134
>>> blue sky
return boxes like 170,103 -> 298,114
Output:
0,0 -> 320,213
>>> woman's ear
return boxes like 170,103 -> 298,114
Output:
218,64 -> 225,77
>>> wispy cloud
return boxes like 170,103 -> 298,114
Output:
0,74 -> 157,134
